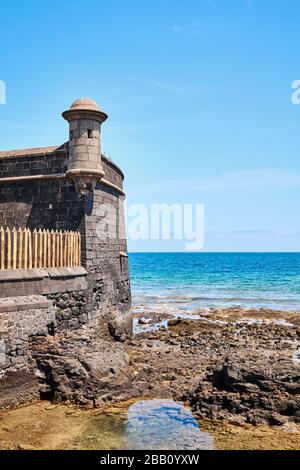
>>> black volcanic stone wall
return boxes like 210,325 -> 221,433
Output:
0,179 -> 85,230
0,148 -> 131,340
47,290 -> 88,331
0,152 -> 67,178
80,182 -> 132,339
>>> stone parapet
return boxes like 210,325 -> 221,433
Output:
0,267 -> 88,298
0,295 -> 52,313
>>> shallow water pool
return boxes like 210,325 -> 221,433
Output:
124,400 -> 213,450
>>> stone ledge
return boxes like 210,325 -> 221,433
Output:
0,173 -> 125,196
0,269 -> 48,283
0,267 -> 87,283
47,267 -> 87,279
0,295 -> 52,313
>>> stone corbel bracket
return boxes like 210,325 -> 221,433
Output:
0,173 -> 126,196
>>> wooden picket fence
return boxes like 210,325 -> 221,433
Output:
0,227 -> 81,270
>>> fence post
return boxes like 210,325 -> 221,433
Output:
50,230 -> 55,267
59,230 -> 63,267
12,227 -> 17,270
78,232 -> 81,267
0,227 -> 81,270
6,228 -> 11,269
66,231 -> 70,267
74,232 -> 78,266
24,228 -> 28,269
63,231 -> 66,267
0,227 -> 5,270
38,229 -> 43,269
42,229 -> 47,268
28,229 -> 32,269
55,230 -> 59,267
33,229 -> 38,268
18,228 -> 23,269
47,230 -> 51,268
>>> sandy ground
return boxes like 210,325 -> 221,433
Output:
0,400 -> 299,450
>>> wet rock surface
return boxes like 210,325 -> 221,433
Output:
127,309 -> 300,426
7,306 -> 299,429
31,331 -> 131,406
188,360 -> 300,426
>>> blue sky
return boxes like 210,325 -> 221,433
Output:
0,0 -> 300,251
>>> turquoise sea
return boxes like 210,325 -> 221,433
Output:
129,253 -> 300,314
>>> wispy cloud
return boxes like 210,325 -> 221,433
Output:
147,80 -> 190,93
178,169 -> 300,191
129,169 -> 300,196
108,124 -> 162,132
1,121 -> 54,131
124,74 -> 222,95
171,21 -> 201,37
244,0 -> 294,9
203,229 -> 300,252
147,79 -> 222,94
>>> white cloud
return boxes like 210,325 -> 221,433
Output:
129,169 -> 300,196
147,80 -> 190,93
180,169 -> 300,191
202,229 -> 300,252
147,79 -> 222,94
171,21 -> 201,37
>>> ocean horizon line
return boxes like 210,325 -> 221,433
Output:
128,251 -> 300,254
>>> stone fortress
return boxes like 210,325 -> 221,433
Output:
0,98 -> 132,408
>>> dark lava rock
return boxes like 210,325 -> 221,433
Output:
31,332 -> 130,406
187,359 -> 300,425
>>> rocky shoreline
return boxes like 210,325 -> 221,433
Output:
127,308 -> 300,427
1,307 -> 300,433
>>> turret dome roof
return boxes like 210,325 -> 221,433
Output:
69,97 -> 101,112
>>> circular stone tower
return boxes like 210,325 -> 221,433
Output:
62,97 -> 108,195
